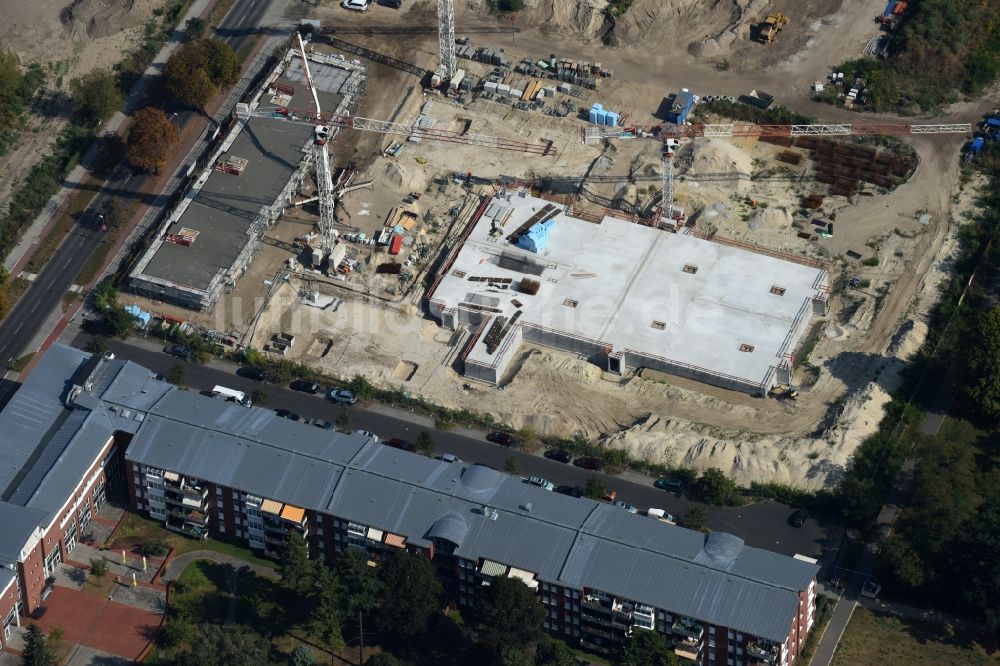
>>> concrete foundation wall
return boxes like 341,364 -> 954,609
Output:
622,350 -> 769,394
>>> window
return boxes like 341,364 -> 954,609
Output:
563,298 -> 578,308
739,344 -> 754,352
770,285 -> 786,296
651,320 -> 666,330
709,626 -> 716,635
682,264 -> 698,274
216,487 -> 223,495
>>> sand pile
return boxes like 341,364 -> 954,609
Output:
383,161 -> 428,192
602,414 -> 847,489
690,139 -> 753,175
61,0 -> 144,40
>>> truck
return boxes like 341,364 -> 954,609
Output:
212,385 -> 252,407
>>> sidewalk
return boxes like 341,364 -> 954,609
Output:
2,0 -> 214,275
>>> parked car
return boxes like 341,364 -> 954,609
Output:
527,476 -> 556,491
328,389 -> 358,404
384,437 -> 415,452
164,344 -> 191,360
544,448 -> 572,464
306,418 -> 333,430
646,508 -> 676,524
486,431 -> 515,447
555,485 -> 583,498
290,380 -> 321,394
654,476 -> 685,494
275,409 -> 301,422
341,0 -> 370,10
439,453 -> 461,464
788,508 -> 809,528
237,366 -> 269,381
353,429 -> 379,442
614,501 -> 638,514
573,456 -> 604,472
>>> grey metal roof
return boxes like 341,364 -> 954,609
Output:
0,567 -> 14,595
122,378 -> 818,641
0,344 -> 87,496
0,501 -> 45,567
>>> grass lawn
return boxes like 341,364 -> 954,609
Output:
79,573 -> 115,599
110,512 -> 275,570
831,608 -> 999,666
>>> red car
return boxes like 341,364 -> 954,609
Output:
573,456 -> 604,471
384,437 -> 415,452
486,431 -> 515,446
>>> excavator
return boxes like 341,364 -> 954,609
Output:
759,12 -> 789,44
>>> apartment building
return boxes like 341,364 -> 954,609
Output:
0,344 -> 819,664
0,345 -> 138,652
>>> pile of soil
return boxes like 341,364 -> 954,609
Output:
60,0 -> 145,40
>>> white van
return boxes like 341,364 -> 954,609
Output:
342,0 -> 370,11
212,385 -> 252,407
646,508 -> 676,525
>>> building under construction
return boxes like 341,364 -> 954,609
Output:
428,190 -> 830,394
128,43 -> 366,311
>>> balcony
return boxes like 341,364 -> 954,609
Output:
674,643 -> 701,662
671,619 -> 704,641
633,604 -> 655,630
747,641 -> 779,664
582,592 -> 613,611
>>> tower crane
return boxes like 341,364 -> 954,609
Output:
584,120 -> 971,225
233,35 -> 554,265
435,0 -> 457,85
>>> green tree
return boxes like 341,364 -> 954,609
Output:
953,494 -> 1000,634
966,306 -> 1000,420
416,430 -> 435,457
278,535 -> 313,595
69,68 -> 122,124
174,624 -> 269,666
89,557 -> 108,580
620,628 -> 678,666
104,306 -> 135,338
499,645 -> 533,666
377,552 -> 442,641
126,107 -> 178,172
85,336 -> 108,356
694,468 -> 741,506
243,346 -> 265,367
337,550 -> 382,629
585,476 -> 606,500
336,407 -> 351,430
91,277 -> 118,312
349,374 -> 375,401
97,197 -> 129,231
679,507 -> 708,532
471,576 -> 545,653
504,456 -> 520,475
162,39 -> 239,109
535,637 -> 576,666
20,623 -> 55,666
250,388 -> 267,405
309,567 -> 345,652
184,17 -> 207,40
167,363 -> 186,387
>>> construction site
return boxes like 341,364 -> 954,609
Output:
116,0 -> 981,489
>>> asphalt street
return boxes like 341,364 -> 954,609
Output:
0,0 -> 275,370
94,335 -> 834,560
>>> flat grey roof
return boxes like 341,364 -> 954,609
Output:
435,192 -> 828,387
123,378 -> 818,641
139,79 -> 344,292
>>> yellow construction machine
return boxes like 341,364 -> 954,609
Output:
759,12 -> 789,43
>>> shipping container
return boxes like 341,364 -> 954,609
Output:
667,89 -> 695,124
389,234 -> 403,255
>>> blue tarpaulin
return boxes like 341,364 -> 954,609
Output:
124,305 -> 151,326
